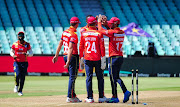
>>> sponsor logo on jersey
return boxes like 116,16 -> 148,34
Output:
63,37 -> 68,41
83,32 -> 99,36
17,52 -> 24,54
19,48 -> 23,51
70,37 -> 76,41
63,32 -> 71,37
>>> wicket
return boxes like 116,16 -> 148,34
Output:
131,69 -> 138,104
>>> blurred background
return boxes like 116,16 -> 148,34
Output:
0,0 -> 180,75
0,0 -> 180,56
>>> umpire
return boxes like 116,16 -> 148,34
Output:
10,32 -> 33,96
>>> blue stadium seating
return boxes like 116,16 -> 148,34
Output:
0,0 -> 180,56
33,0 -> 51,27
25,0 -> 41,27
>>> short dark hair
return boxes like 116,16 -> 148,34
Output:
70,23 -> 78,26
89,23 -> 96,26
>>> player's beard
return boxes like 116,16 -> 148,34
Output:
18,37 -> 24,43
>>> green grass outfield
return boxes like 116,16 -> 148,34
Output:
0,76 -> 180,98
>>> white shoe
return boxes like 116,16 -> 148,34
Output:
14,86 -> 18,93
66,97 -> 82,103
99,96 -> 110,103
18,92 -> 23,96
84,98 -> 94,103
73,97 -> 82,102
66,97 -> 73,103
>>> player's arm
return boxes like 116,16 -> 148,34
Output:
80,27 -> 85,34
10,44 -> 17,59
99,34 -> 105,57
64,42 -> 73,69
10,49 -> 17,59
52,39 -> 63,63
25,44 -> 33,57
97,14 -> 112,37
79,34 -> 84,59
99,33 -> 106,70
79,34 -> 85,70
117,29 -> 125,34
98,21 -> 115,37
26,48 -> 33,57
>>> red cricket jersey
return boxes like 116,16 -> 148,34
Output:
79,26 -> 105,61
80,25 -> 89,34
98,22 -> 125,57
80,25 -> 98,34
61,26 -> 78,55
11,41 -> 31,62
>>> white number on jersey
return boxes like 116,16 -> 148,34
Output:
85,41 -> 97,53
116,42 -> 123,52
63,41 -> 68,53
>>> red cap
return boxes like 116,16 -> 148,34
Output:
18,31 -> 25,36
70,17 -> 81,23
107,17 -> 120,24
87,16 -> 97,24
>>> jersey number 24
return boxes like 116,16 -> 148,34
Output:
85,41 -> 97,53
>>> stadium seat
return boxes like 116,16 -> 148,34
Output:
0,0 -> 179,56
15,27 -> 24,34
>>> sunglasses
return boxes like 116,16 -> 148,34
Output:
18,33 -> 24,37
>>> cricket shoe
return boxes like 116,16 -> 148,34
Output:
98,96 -> 111,103
84,98 -> 94,103
123,90 -> 131,103
18,92 -> 23,96
66,97 -> 82,103
73,97 -> 82,102
106,98 -> 119,103
14,86 -> 18,93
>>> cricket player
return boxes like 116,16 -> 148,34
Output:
80,15 -> 92,34
98,15 -> 131,103
52,17 -> 82,103
10,32 -> 33,96
79,16 -> 107,103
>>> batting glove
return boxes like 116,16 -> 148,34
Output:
80,57 -> 84,70
101,56 -> 106,70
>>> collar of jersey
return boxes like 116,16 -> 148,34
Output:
88,26 -> 97,30
114,27 -> 120,30
17,40 -> 26,46
69,26 -> 77,32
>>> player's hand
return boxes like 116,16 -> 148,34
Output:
64,64 -> 69,69
98,14 -> 102,22
95,15 -> 98,20
12,55 -> 17,59
64,62 -> 70,69
80,57 -> 84,70
101,56 -> 106,70
23,52 -> 28,56
52,56 -> 58,63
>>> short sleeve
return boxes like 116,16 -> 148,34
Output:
70,36 -> 77,44
27,43 -> 31,50
11,44 -> 15,50
80,27 -> 86,34
60,34 -> 63,40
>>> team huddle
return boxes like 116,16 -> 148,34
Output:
52,14 -> 131,103
10,14 -> 131,103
